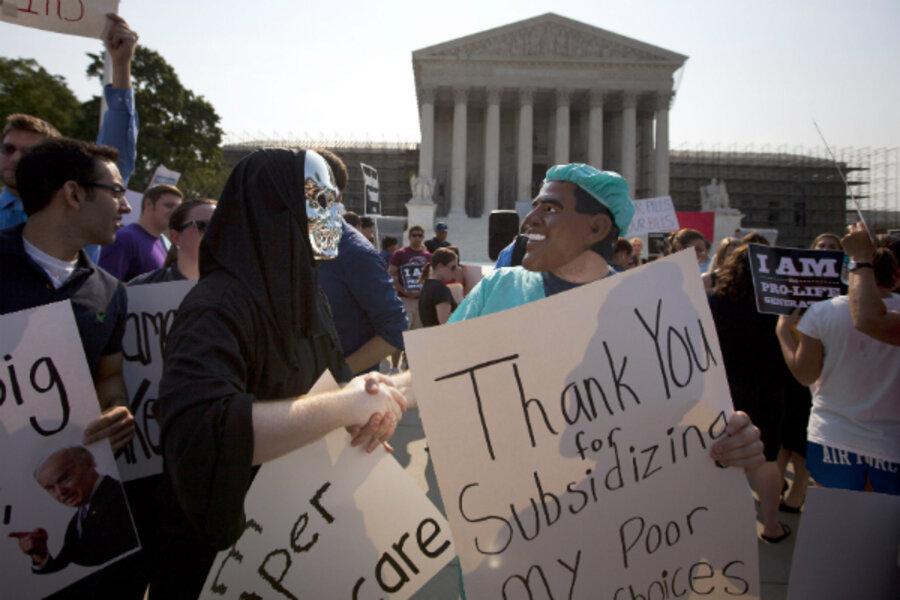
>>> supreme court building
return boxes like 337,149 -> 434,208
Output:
413,12 -> 686,218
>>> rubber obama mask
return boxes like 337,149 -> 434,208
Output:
304,150 -> 341,259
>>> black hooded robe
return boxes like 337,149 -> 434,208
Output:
150,149 -> 349,598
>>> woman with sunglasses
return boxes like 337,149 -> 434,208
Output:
127,199 -> 216,285
418,248 -> 460,327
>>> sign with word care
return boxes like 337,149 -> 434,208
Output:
0,0 -> 119,39
0,301 -> 139,598
200,372 -> 455,600
116,280 -> 195,480
406,250 -> 760,599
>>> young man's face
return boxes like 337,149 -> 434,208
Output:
81,160 -> 131,246
144,193 -> 182,234
409,229 -> 425,249
521,181 -> 604,274
36,453 -> 99,508
0,129 -> 46,193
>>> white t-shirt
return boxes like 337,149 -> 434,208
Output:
23,238 -> 77,289
798,294 -> 900,462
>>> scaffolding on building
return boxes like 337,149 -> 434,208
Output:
672,143 -> 900,231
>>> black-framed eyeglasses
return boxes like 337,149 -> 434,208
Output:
174,219 -> 210,234
409,232 -> 424,238
78,181 -> 127,199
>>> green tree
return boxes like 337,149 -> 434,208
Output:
82,46 -> 229,198
0,57 -> 85,136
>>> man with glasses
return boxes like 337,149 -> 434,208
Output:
0,137 -> 139,598
389,224 -> 432,331
99,183 -> 183,281
0,14 -> 140,270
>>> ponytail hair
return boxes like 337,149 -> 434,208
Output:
420,247 -> 457,281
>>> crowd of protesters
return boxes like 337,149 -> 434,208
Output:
1,14 -> 898,600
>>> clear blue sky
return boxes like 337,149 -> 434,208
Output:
1,0 -> 898,151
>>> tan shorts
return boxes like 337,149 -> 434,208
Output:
401,296 -> 422,330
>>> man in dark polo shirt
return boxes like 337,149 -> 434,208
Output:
0,138 -> 139,598
0,138 -> 135,460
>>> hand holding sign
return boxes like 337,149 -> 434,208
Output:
104,12 -> 137,88
709,411 -> 764,469
82,405 -> 135,451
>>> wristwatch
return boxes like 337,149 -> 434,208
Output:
847,261 -> 873,272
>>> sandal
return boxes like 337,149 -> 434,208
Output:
760,522 -> 792,544
779,500 -> 802,514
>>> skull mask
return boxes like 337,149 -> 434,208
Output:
304,150 -> 342,260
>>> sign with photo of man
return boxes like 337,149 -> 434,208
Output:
0,301 -> 139,598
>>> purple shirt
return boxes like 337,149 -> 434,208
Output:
389,246 -> 431,295
98,223 -> 167,281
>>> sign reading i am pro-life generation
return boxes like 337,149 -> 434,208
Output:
748,244 -> 845,316
116,280 -> 195,481
0,0 -> 119,39
405,250 -> 760,599
200,372 -> 455,600
0,301 -> 139,599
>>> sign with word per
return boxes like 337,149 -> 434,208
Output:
629,196 -> 679,238
748,244 -> 845,316
0,0 -> 119,39
116,280 -> 195,481
406,250 -> 761,599
0,301 -> 139,598
200,372 -> 455,600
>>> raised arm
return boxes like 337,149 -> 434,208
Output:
841,222 -> 900,345
98,13 -> 139,185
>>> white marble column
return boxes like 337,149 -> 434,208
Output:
554,89 -> 571,165
417,87 -> 435,180
588,89 -> 604,169
517,88 -> 535,202
483,87 -> 501,215
640,112 -> 655,195
450,87 -> 469,215
621,92 -> 637,194
654,92 -> 671,197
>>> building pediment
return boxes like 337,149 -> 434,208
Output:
413,13 -> 686,66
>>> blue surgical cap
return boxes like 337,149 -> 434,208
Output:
543,164 -> 634,237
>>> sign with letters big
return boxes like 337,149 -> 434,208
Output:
116,280 -> 195,481
0,0 -> 119,39
405,250 -> 761,599
0,301 -> 139,598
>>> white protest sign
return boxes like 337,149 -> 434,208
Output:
405,250 -> 760,599
116,280 -> 195,481
200,372 -> 455,600
629,196 -> 679,238
361,163 -> 380,215
788,488 -> 900,599
148,164 -> 181,188
0,301 -> 139,598
0,0 -> 119,39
